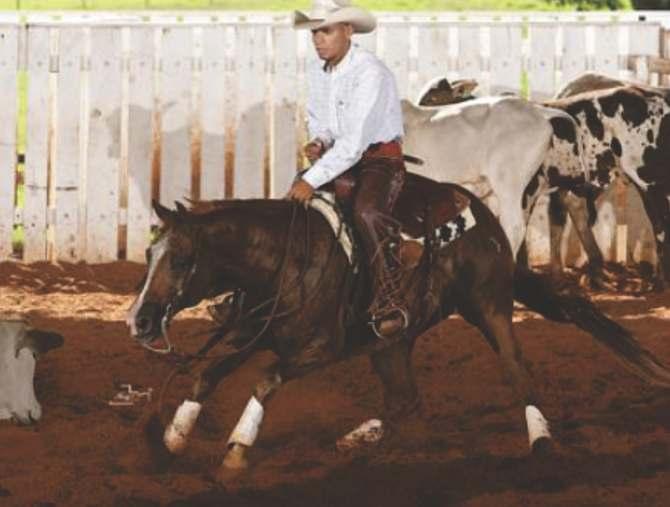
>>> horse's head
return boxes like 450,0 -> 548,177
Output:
127,200 -> 213,351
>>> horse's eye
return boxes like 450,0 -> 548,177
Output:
171,256 -> 191,271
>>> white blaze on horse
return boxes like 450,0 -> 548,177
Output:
0,320 -> 64,424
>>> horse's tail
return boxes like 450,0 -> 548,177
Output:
513,265 -> 670,388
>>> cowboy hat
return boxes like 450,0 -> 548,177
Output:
293,0 -> 376,34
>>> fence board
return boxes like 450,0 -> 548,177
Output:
126,26 -> 154,262
7,17 -> 663,263
593,24 -> 619,75
85,27 -> 122,262
560,25 -> 588,89
270,26 -> 297,198
628,22 -> 660,82
0,25 -> 18,259
54,27 -> 84,261
200,26 -> 227,201
233,25 -> 267,198
159,27 -> 193,207
23,27 -> 50,262
490,24 -> 522,96
415,23 -> 450,102
457,25 -> 483,89
382,25 -> 411,99
528,24 -> 557,100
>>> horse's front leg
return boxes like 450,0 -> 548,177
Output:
163,342 -> 255,455
222,362 -> 282,470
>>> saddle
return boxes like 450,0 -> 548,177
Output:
326,170 -> 472,269
330,170 -> 470,235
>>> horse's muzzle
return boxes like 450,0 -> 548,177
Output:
132,302 -> 164,342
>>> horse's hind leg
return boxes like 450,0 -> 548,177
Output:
337,340 -> 418,451
460,299 -> 552,453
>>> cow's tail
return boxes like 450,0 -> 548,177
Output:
514,265 -> 670,388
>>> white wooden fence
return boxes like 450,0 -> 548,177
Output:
0,11 -> 663,264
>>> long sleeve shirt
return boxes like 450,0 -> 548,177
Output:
302,43 -> 404,189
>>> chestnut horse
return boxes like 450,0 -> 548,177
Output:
127,174 -> 670,476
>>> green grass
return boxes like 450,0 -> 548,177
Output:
0,0 -> 633,11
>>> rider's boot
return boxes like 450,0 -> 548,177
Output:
369,240 -> 410,341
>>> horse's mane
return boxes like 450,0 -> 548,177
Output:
181,198 -> 294,222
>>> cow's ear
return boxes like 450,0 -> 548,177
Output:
152,200 -> 178,226
16,329 -> 64,358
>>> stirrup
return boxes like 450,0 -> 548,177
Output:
370,306 -> 409,339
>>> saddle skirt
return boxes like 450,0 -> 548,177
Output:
309,173 -> 476,268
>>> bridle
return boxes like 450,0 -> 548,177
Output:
139,232 -> 203,355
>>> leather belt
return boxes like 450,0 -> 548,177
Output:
361,141 -> 403,161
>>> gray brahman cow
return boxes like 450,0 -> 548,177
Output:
0,320 -> 64,424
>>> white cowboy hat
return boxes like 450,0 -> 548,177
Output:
293,0 -> 376,34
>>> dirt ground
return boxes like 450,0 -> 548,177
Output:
0,260 -> 669,507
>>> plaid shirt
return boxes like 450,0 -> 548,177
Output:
302,43 -> 404,189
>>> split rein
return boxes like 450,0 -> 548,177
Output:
142,198 -> 344,367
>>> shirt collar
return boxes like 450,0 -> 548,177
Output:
323,42 -> 357,75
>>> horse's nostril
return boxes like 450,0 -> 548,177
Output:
136,316 -> 152,335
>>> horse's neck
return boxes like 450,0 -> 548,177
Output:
204,204 -> 293,288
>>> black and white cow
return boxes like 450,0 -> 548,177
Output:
410,77 -> 605,285
0,320 -> 63,424
545,85 -> 670,288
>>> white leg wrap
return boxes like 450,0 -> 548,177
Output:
164,400 -> 202,454
525,405 -> 551,448
336,419 -> 384,451
227,396 -> 264,447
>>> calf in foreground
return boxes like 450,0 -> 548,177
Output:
0,320 -> 64,424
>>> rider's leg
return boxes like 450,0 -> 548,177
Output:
352,159 -> 408,339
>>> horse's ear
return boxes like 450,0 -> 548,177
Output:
175,201 -> 187,216
152,199 -> 177,225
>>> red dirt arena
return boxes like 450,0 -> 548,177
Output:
0,260 -> 669,507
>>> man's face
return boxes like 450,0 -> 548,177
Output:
311,23 -> 353,64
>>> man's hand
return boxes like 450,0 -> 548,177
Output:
304,140 -> 325,163
286,179 -> 315,207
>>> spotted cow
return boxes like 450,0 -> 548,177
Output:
544,85 -> 670,287
413,77 -> 605,284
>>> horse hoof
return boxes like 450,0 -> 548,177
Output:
336,419 -> 384,452
164,423 -> 188,455
222,443 -> 249,470
531,436 -> 553,456
140,411 -> 174,472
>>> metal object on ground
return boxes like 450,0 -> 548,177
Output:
107,384 -> 153,407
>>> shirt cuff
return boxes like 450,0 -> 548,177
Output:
301,165 -> 330,189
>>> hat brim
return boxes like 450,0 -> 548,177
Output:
293,7 -> 376,34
